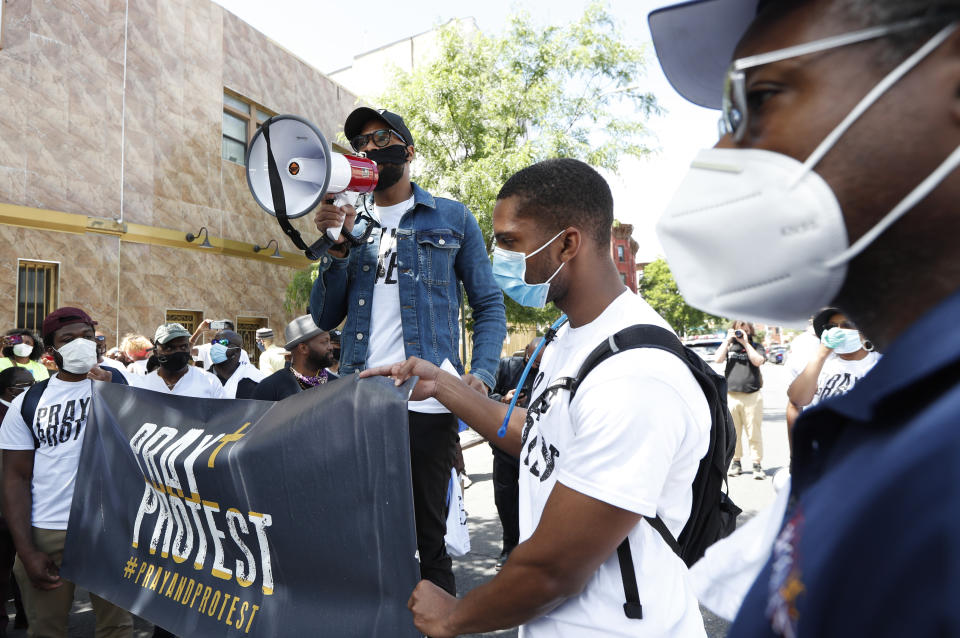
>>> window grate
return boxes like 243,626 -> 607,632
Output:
17,261 -> 59,336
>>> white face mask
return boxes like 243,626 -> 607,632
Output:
657,23 -> 960,326
55,338 -> 99,375
12,343 -> 32,358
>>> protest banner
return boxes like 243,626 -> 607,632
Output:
61,374 -> 421,637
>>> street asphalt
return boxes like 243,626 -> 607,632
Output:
6,363 -> 793,637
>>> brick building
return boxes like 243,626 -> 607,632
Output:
611,221 -> 640,293
0,0 -> 360,357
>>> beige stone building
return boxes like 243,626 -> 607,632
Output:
0,0 -> 360,357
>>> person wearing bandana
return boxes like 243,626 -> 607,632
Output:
253,315 -> 337,401
310,107 -> 506,596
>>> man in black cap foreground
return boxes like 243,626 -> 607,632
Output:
309,107 -> 506,595
649,0 -> 960,635
0,307 -> 132,637
253,316 -> 337,402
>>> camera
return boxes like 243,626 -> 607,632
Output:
734,330 -> 743,339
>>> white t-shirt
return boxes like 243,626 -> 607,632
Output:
258,345 -> 288,375
126,359 -> 149,376
130,365 -> 226,399
365,195 -> 446,414
519,291 -> 709,638
807,350 -> 881,408
195,343 -> 251,370
218,363 -> 265,399
0,375 -> 100,529
98,357 -> 131,382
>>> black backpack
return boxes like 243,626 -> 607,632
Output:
564,324 -> 741,620
20,368 -> 128,446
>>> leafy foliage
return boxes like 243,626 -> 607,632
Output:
639,258 -> 726,337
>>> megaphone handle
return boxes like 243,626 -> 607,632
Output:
324,192 -> 353,241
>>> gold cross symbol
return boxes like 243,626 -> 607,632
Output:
207,423 -> 250,468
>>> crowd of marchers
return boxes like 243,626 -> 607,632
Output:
2,1 -> 960,634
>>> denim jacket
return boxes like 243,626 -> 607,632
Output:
309,183 -> 506,389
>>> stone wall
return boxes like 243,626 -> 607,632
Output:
0,0 -> 361,349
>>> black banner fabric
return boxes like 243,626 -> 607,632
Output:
61,375 -> 421,637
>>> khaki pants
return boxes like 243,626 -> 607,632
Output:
729,390 -> 764,464
13,528 -> 133,638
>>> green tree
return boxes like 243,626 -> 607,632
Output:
639,258 -> 726,337
285,3 -> 660,329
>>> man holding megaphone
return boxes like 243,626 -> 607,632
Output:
309,107 -> 506,596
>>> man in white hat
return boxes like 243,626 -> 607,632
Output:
256,327 -> 287,375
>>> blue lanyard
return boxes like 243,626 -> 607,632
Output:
497,314 -> 568,438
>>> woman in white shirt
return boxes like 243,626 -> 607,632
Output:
788,308 -> 881,409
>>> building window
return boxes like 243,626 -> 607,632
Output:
617,245 -> 625,262
164,310 -> 204,337
222,90 -> 274,165
236,316 -> 269,361
17,260 -> 59,335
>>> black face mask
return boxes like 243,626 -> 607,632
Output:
365,145 -> 408,191
157,351 -> 191,372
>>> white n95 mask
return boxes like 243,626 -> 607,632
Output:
56,338 -> 99,375
657,147 -> 848,325
657,22 -> 960,326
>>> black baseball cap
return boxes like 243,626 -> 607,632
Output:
344,107 -> 414,148
812,307 -> 842,339
649,0 -> 763,109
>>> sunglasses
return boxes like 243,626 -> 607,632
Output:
825,321 -> 856,330
720,19 -> 928,142
210,338 -> 233,347
11,382 -> 35,389
349,129 -> 407,153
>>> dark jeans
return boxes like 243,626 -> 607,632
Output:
408,410 -> 459,596
491,448 -> 520,554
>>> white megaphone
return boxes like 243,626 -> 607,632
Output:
246,114 -> 380,259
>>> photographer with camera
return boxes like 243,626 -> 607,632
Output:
715,321 -> 765,479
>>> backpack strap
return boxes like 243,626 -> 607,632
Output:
616,540 -> 643,620
20,379 -> 50,448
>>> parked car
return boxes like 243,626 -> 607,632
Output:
767,346 -> 788,364
683,337 -> 725,363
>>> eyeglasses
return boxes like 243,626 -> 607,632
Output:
210,339 -> 231,347
826,320 -> 856,330
349,129 -> 407,153
11,382 -> 35,389
720,18 -> 929,142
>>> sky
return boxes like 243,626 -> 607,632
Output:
211,0 -> 720,262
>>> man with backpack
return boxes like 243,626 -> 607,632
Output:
0,307 -> 132,637
362,158 -> 734,637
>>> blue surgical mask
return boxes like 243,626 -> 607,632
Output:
210,343 -> 230,364
492,230 -> 565,308
821,328 -> 863,355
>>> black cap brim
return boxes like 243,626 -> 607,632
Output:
344,107 -> 388,141
344,107 -> 413,148
649,0 -> 759,109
